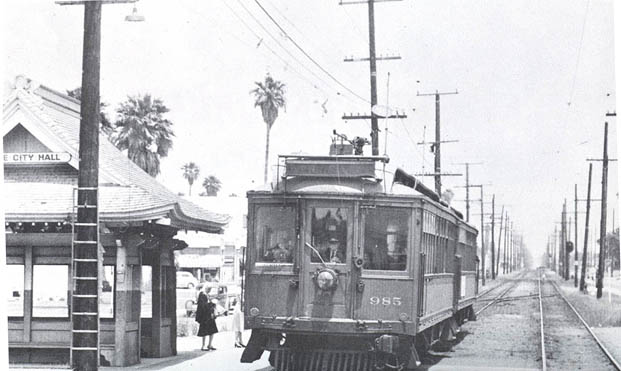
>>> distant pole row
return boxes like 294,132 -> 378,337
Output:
548,117 -> 617,300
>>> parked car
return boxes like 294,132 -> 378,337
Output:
185,282 -> 238,317
176,271 -> 199,289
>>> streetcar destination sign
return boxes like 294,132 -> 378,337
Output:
3,152 -> 72,164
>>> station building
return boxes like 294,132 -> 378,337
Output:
2,76 -> 229,366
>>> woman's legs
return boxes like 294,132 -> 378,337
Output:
208,334 -> 215,349
201,336 -> 206,350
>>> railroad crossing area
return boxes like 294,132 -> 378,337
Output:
421,270 -> 621,371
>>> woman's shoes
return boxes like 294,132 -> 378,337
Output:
207,346 -> 216,351
201,348 -> 209,351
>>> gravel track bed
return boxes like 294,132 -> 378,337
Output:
422,272 -> 541,370
541,278 -> 617,371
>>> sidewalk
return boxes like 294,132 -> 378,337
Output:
9,330 -> 272,371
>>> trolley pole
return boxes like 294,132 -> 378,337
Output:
580,164 -> 593,292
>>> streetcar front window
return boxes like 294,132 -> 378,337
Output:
363,207 -> 408,271
255,205 -> 296,264
310,207 -> 348,264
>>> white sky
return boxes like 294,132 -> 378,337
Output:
2,0 -> 619,261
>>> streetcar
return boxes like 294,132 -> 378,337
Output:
241,140 -> 479,370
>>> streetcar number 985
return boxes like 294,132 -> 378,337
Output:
369,296 -> 402,306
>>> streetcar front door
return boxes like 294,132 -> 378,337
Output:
301,203 -> 354,319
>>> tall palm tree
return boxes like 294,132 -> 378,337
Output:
181,162 -> 200,196
250,74 -> 286,183
112,94 -> 175,177
202,175 -> 222,197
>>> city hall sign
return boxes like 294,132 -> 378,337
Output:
3,152 -> 72,164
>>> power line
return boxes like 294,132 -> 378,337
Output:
219,0 -> 336,100
253,0 -> 370,104
234,0 -> 339,94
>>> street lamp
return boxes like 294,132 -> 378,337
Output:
125,6 -> 145,22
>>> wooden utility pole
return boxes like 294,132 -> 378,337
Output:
453,162 -> 483,222
580,164 -> 593,292
56,1 -> 139,369
597,122 -> 609,298
416,90 -> 458,195
562,201 -> 568,280
480,187 -> 486,284
574,184 -> 579,287
496,207 -> 504,275
491,195 -> 496,279
553,227 -> 557,274
340,0 -> 407,155
503,214 -> 509,274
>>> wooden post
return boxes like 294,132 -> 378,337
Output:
574,184 -> 579,287
72,2 -> 101,369
491,195 -> 496,279
580,164 -> 593,292
496,207 -> 504,275
480,187 -> 486,286
597,122 -> 609,298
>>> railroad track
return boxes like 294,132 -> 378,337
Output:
475,271 -> 528,316
538,271 -> 621,371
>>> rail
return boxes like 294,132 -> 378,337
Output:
548,279 -> 621,370
475,271 -> 527,316
537,273 -> 547,371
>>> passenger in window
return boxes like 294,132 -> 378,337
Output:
264,243 -> 291,263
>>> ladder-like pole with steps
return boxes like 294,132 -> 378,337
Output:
70,186 -> 100,368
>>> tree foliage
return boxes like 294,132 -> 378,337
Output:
111,94 -> 174,177
201,175 -> 222,197
250,74 -> 286,183
181,162 -> 200,196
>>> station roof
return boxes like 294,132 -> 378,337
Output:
2,75 -> 230,233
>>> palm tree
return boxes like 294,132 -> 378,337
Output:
111,94 -> 175,177
181,162 -> 200,196
66,87 -> 114,135
250,74 -> 286,183
202,175 -> 222,197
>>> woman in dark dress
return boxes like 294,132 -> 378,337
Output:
196,289 -> 218,350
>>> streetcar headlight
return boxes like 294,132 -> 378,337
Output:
250,307 -> 260,317
316,270 -> 336,291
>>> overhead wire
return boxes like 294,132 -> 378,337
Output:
218,0 -> 335,99
261,0 -> 368,89
231,0 -> 367,109
253,0 -> 370,104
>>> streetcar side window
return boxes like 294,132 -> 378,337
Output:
310,207 -> 348,264
255,205 -> 296,264
363,207 -> 408,271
